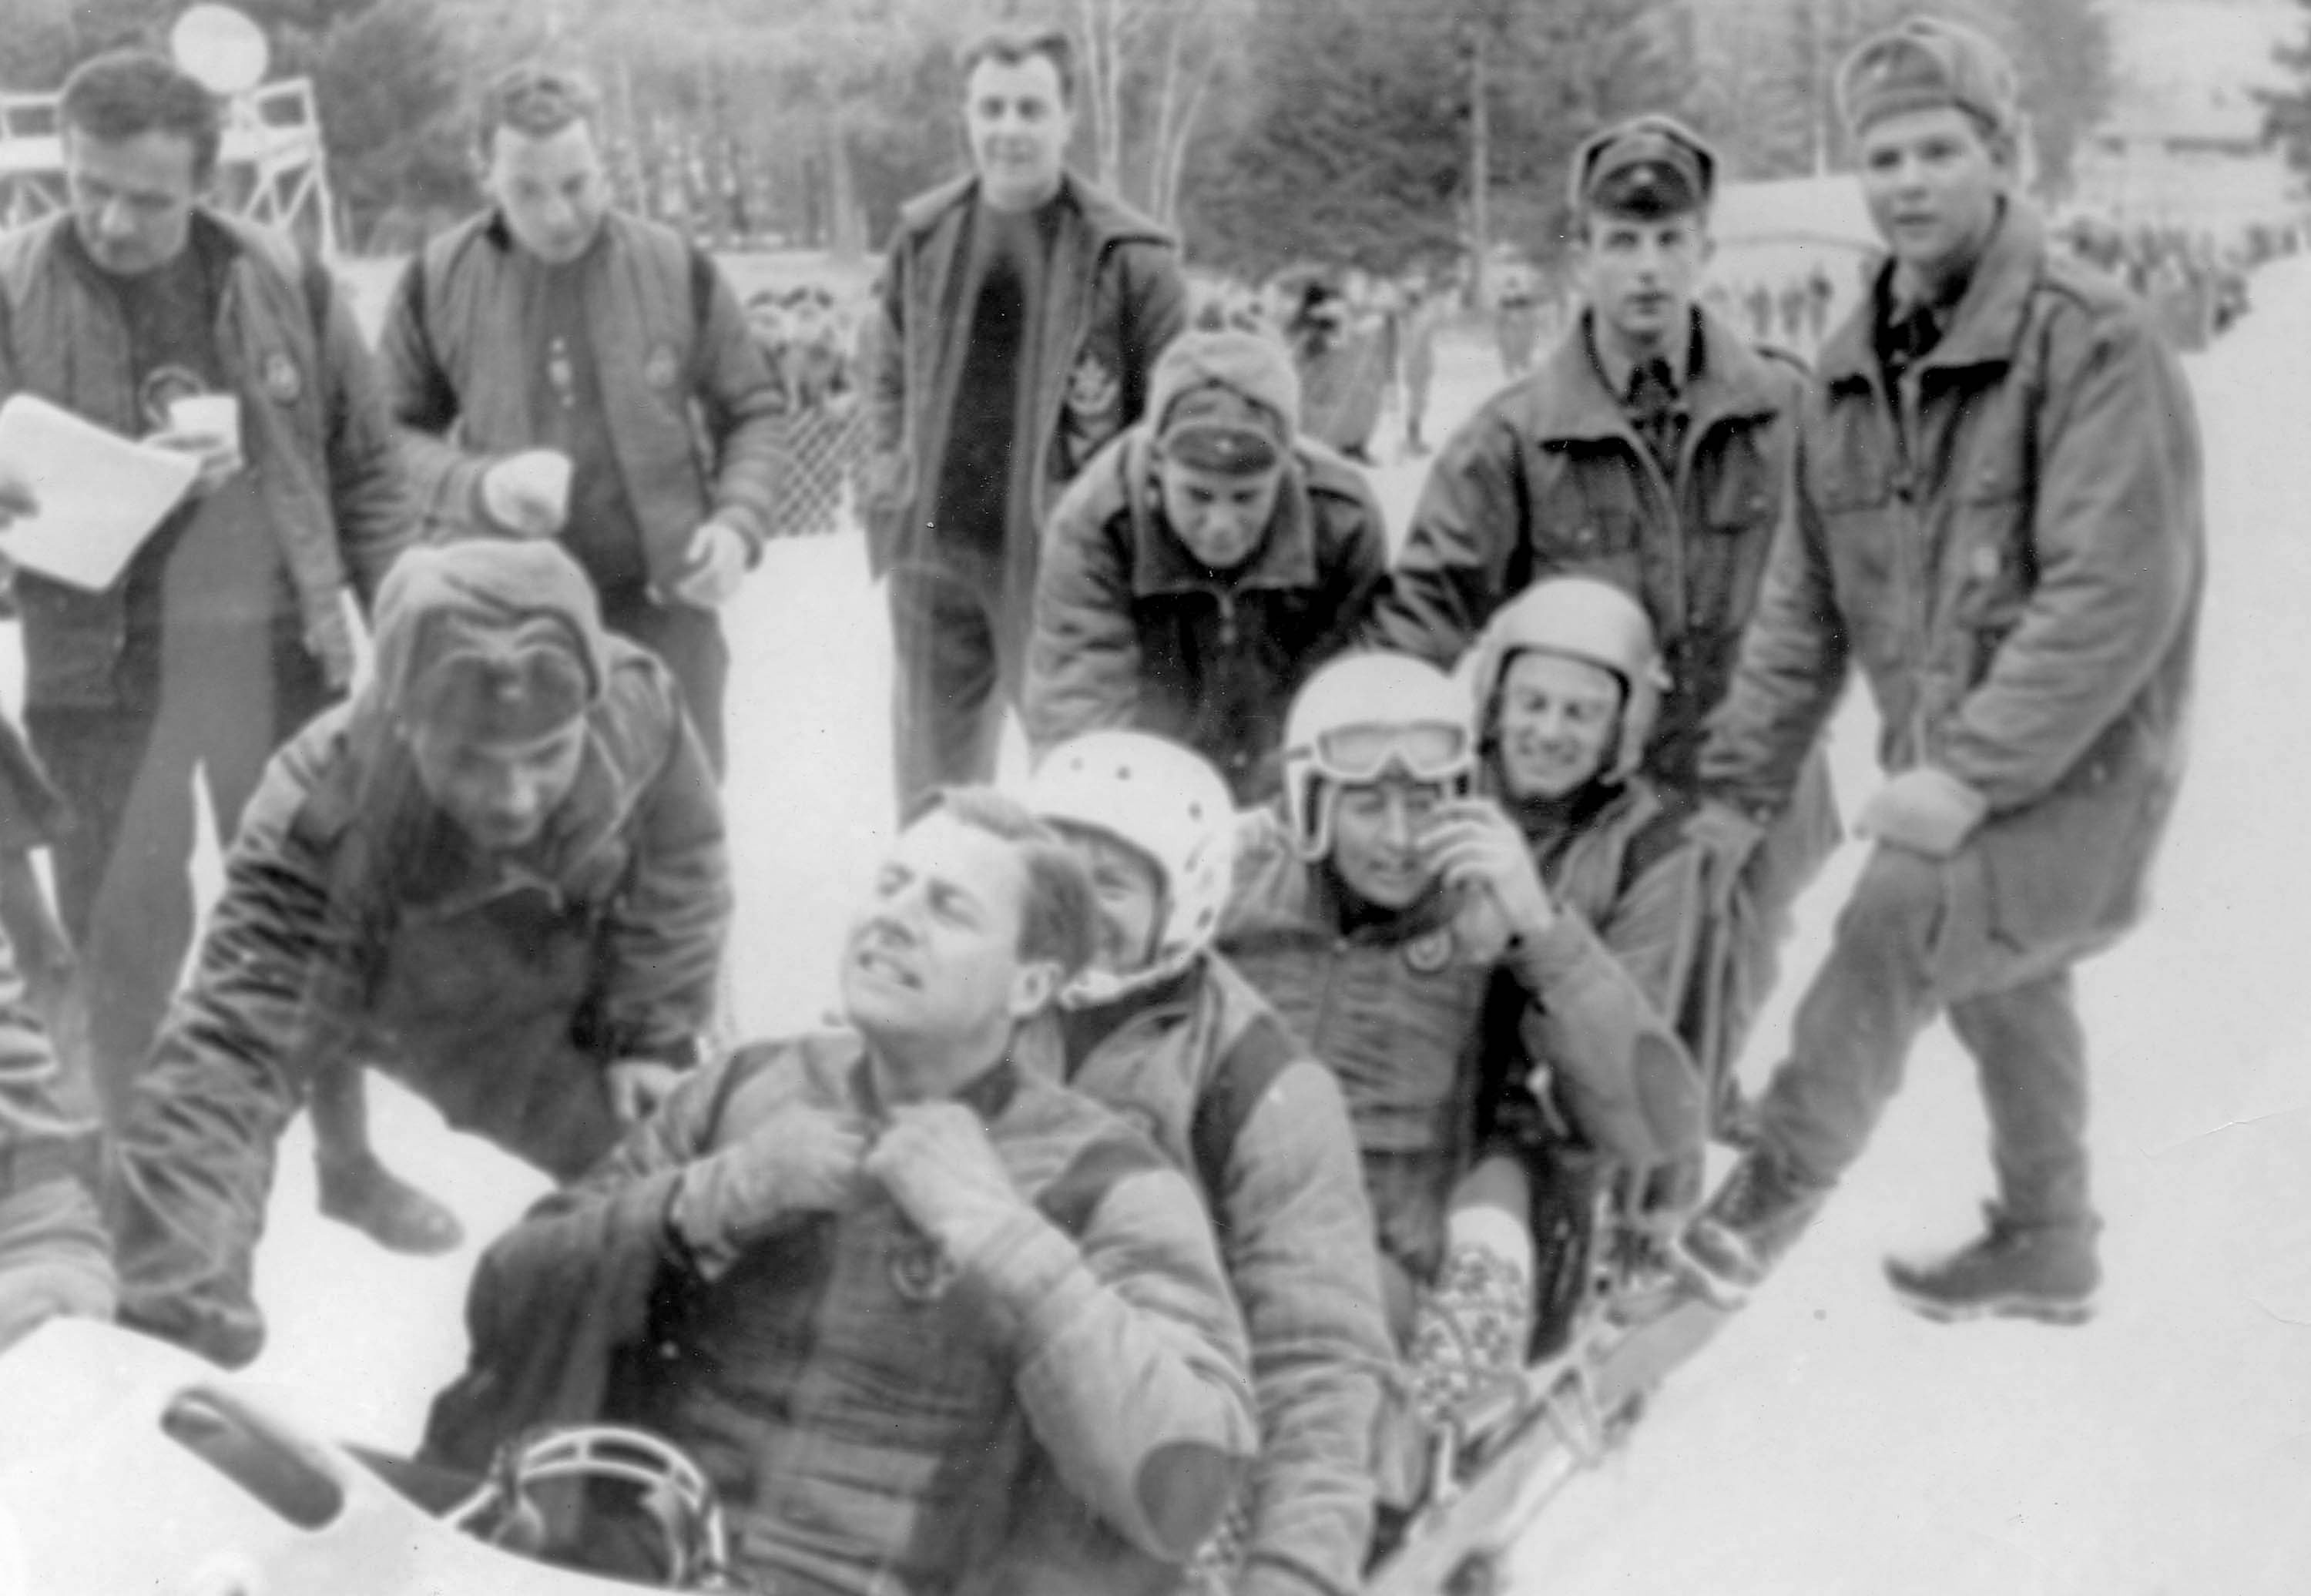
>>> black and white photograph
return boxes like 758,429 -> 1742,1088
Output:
0,0 -> 2302,1591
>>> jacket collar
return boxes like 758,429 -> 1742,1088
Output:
1821,199 -> 2047,390
849,1047 -> 1023,1125
1128,434 -> 1321,597
1520,305 -> 1786,448
896,169 -> 1172,254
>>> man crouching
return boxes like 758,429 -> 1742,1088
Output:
424,788 -> 1257,1596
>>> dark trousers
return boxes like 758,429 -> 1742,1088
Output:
886,563 -> 1028,821
1754,841 -> 2094,1232
602,590 -> 729,778
28,632 -> 332,1125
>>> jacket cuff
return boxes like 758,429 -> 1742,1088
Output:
953,1205 -> 1087,1355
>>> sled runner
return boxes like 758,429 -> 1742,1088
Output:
1363,1197 -> 1734,1596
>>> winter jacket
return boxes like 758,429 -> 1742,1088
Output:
860,173 -> 1187,621
423,1031 -> 1256,1596
1491,776 -> 1708,1169
1701,202 -> 2202,961
0,947 -> 112,1353
376,210 -> 784,579
1025,430 -> 1389,803
0,210 -> 411,709
1031,954 -> 1392,1596
108,639 -> 727,1367
1363,306 -> 1804,792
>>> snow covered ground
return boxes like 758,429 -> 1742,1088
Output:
25,251 -> 2311,1593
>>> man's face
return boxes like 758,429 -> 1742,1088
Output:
483,119 -> 611,266
1330,779 -> 1447,910
64,128 -> 201,277
405,718 -> 589,852
1494,651 -> 1623,801
1155,453 -> 1285,572
842,812 -> 1055,1045
1857,106 -> 2007,290
1579,211 -> 1712,350
964,53 -> 1073,212
1056,823 -> 1165,977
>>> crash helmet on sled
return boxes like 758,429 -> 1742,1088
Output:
1464,575 -> 1668,783
1026,730 -> 1236,1007
1281,652 -> 1476,862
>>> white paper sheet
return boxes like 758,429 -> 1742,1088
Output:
0,393 -> 200,592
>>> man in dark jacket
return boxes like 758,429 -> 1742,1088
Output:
1025,328 -> 1387,804
1359,113 -> 1837,1110
1679,20 -> 2204,1326
0,51 -> 414,1236
107,540 -> 730,1369
860,24 -> 1187,819
377,64 -> 783,777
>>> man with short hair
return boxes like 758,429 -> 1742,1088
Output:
108,539 -> 729,1369
1360,113 -> 1836,1109
860,24 -> 1186,819
377,62 -> 783,776
422,787 -> 1256,1596
0,49 -> 413,1239
1680,18 -> 2203,1326
1025,731 -> 1393,1596
1025,327 -> 1387,804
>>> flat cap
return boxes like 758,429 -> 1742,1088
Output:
1570,114 -> 1717,220
1836,17 -> 2018,140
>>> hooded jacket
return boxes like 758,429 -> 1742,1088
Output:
109,544 -> 727,1367
859,172 -> 1186,622
1702,202 -> 2202,960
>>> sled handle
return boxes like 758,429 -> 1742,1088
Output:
160,1385 -> 348,1531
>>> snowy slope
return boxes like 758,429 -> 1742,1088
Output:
60,255 -> 2311,1594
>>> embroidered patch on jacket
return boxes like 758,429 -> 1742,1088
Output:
1405,929 -> 1455,974
262,353 -> 302,404
888,1230 -> 959,1303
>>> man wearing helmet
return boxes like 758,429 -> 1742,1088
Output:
1026,327 -> 1387,803
1024,731 -> 1392,1596
1220,652 -> 1701,1409
1356,115 -> 1837,1111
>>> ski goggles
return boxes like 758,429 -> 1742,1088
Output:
1308,720 -> 1472,786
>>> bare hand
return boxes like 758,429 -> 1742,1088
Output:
0,464 -> 37,529
669,519 -> 748,608
863,1101 -> 1028,1261
479,449 -> 572,538
146,428 -> 243,498
1419,797 -> 1555,951
605,1058 -> 686,1125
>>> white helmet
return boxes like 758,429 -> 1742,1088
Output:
1280,652 -> 1476,860
1466,575 -> 1668,783
1025,731 -> 1238,1006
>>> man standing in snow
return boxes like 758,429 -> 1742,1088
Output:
859,24 -> 1186,820
1678,18 -> 2203,1326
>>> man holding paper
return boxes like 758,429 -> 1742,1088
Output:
376,63 -> 783,776
0,53 -> 418,1242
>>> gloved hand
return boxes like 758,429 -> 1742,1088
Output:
672,1105 -> 867,1257
1687,799 -> 1766,873
0,1254 -> 116,1353
669,519 -> 750,608
1856,766 -> 1987,858
863,1101 -> 1031,1264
